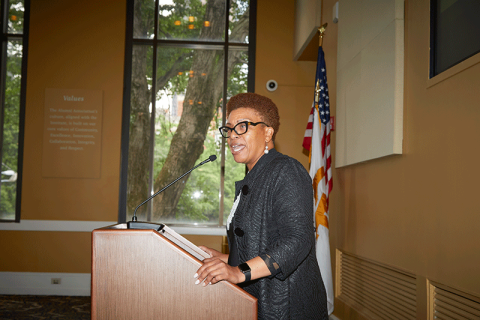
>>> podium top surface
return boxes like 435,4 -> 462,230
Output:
93,222 -> 211,261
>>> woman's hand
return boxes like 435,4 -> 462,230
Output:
198,246 -> 228,263
194,257 -> 244,287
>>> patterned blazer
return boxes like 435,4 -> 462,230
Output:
228,149 -> 328,320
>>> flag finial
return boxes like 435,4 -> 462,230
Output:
318,23 -> 328,46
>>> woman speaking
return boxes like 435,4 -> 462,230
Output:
195,93 -> 328,319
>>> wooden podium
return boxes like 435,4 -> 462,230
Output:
91,224 -> 257,319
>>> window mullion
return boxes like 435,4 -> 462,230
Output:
218,0 -> 231,226
0,41 -> 7,204
147,0 -> 160,221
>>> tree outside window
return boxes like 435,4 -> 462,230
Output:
0,0 -> 28,222
121,0 -> 255,225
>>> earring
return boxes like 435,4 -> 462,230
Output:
264,143 -> 269,154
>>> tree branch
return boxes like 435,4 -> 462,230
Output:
156,52 -> 192,90
229,8 -> 249,42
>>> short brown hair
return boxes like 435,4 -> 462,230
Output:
226,93 -> 280,140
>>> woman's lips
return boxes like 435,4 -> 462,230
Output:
230,144 -> 245,153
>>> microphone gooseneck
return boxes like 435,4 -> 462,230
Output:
131,155 -> 217,222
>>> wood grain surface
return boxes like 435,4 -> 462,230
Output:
92,228 -> 257,319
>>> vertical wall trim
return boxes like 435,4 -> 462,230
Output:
248,0 -> 257,93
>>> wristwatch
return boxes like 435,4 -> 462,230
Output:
238,262 -> 251,282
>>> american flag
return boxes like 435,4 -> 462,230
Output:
303,46 -> 334,315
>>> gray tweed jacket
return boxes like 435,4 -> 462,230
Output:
228,149 -> 328,320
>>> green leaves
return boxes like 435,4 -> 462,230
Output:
127,0 -> 251,223
7,0 -> 25,34
0,40 -> 23,217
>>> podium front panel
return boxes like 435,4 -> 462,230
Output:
92,228 -> 257,320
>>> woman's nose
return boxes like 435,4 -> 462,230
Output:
229,129 -> 239,139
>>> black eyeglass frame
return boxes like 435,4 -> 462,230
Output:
218,121 -> 269,138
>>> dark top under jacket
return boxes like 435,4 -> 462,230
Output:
227,149 -> 328,320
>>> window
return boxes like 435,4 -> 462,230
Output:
120,0 -> 256,226
0,0 -> 29,222
430,0 -> 480,77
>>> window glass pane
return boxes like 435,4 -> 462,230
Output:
432,0 -> 480,76
222,147 -> 244,221
133,0 -> 155,39
229,0 -> 249,43
125,0 -> 253,226
155,47 -> 224,224
165,123 -> 222,224
128,47 -> 226,224
222,48 -> 248,221
227,48 -> 248,98
7,0 -> 24,34
0,40 -> 22,220
126,45 -> 153,219
158,0 -> 226,41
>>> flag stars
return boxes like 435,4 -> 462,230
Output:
310,55 -> 331,128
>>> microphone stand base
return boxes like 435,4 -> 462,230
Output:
127,221 -> 164,231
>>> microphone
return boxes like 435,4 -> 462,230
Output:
128,155 -> 217,228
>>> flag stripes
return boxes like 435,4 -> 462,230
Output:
304,46 -> 334,316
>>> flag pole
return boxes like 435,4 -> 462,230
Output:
318,23 -> 328,47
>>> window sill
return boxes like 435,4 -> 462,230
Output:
427,52 -> 480,88
0,219 -> 226,236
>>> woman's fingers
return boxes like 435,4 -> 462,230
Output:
194,259 -> 240,286
198,245 -> 211,255
197,246 -> 229,263
195,259 -> 223,284
198,246 -> 221,258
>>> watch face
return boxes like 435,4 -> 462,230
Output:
239,263 -> 250,273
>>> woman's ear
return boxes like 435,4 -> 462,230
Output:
265,126 -> 274,143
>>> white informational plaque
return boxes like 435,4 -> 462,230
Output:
42,88 -> 103,178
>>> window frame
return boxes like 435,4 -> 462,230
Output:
118,0 -> 257,225
0,0 -> 29,223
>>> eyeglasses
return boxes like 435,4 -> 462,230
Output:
218,121 -> 269,138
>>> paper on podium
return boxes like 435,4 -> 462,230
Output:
159,225 -> 211,261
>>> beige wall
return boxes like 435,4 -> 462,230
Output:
255,0 -> 317,168
259,0 -> 480,317
332,0 -> 480,292
24,0 -> 125,222
0,0 -> 127,273
318,0 -> 480,318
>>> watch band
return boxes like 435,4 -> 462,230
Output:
238,262 -> 251,282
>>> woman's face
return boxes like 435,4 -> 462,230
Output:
226,107 -> 273,171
